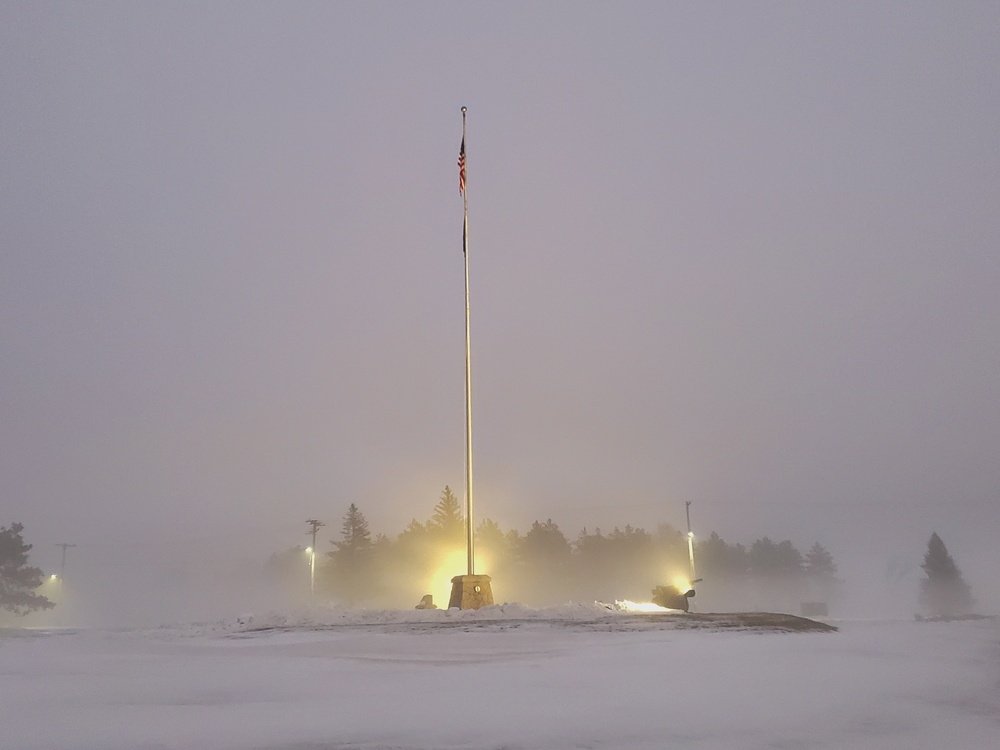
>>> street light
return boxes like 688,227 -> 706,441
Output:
54,542 -> 74,602
304,519 -> 324,597
304,546 -> 316,596
304,518 -> 325,597
685,502 -> 697,584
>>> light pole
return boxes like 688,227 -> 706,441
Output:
305,519 -> 324,596
54,542 -> 75,601
685,502 -> 696,584
304,546 -> 315,595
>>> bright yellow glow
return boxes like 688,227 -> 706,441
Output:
618,600 -> 671,613
673,577 -> 692,593
427,548 -> 465,608
688,531 -> 694,538
425,548 -> 493,608
304,547 -> 313,554
50,574 -> 58,580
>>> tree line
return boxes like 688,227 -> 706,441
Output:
266,486 -> 849,611
2,510 -> 977,619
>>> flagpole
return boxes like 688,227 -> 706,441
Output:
461,106 -> 475,577
449,106 -> 493,608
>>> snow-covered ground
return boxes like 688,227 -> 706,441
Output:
2,604 -> 997,750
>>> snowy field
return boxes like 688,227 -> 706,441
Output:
2,605 -> 997,750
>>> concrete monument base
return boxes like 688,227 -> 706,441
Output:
448,574 -> 494,610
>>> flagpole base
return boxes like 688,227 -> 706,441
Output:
448,574 -> 494,610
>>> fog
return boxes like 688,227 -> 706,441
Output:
21,505 -> 994,629
3,3 -> 998,627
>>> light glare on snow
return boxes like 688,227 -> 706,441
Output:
614,599 -> 675,613
427,548 -> 467,606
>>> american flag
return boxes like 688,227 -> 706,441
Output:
457,137 -> 466,195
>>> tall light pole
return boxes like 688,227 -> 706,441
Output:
54,542 -> 75,600
685,502 -> 696,584
305,519 -> 324,596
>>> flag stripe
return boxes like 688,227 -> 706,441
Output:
458,137 -> 466,195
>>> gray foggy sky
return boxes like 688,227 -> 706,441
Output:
3,2 -> 998,612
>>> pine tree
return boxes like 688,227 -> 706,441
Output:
428,486 -> 464,545
804,542 -> 841,608
1,523 -> 55,616
653,523 -> 689,569
749,537 -> 805,609
475,518 -> 506,561
522,519 -> 571,567
804,543 -> 837,580
395,519 -> 429,558
750,537 -> 803,578
326,504 -> 374,603
575,527 -> 609,562
698,532 -> 737,579
334,503 -> 372,560
920,532 -> 975,617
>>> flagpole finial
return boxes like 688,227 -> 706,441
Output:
461,106 -> 467,113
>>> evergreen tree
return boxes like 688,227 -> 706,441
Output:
394,519 -> 430,563
572,527 -> 615,601
334,503 -> 372,560
0,523 -> 55,616
503,528 -> 524,560
605,525 -> 655,580
475,518 -> 508,565
749,537 -> 805,609
326,504 -> 374,602
428,486 -> 464,546
522,519 -> 571,567
511,519 -> 570,605
920,532 -> 975,617
698,532 -> 736,579
607,524 -> 652,551
749,537 -> 804,577
653,522 -> 688,567
575,527 -> 609,562
804,542 -> 841,607
397,519 -> 428,546
693,532 -> 752,610
804,542 -> 837,580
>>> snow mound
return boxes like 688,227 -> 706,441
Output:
137,601 -> 837,638
170,600 -> 684,637
608,599 -> 684,613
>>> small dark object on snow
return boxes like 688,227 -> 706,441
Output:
415,594 -> 438,610
651,584 -> 695,612
915,613 -> 993,623
801,601 -> 829,617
